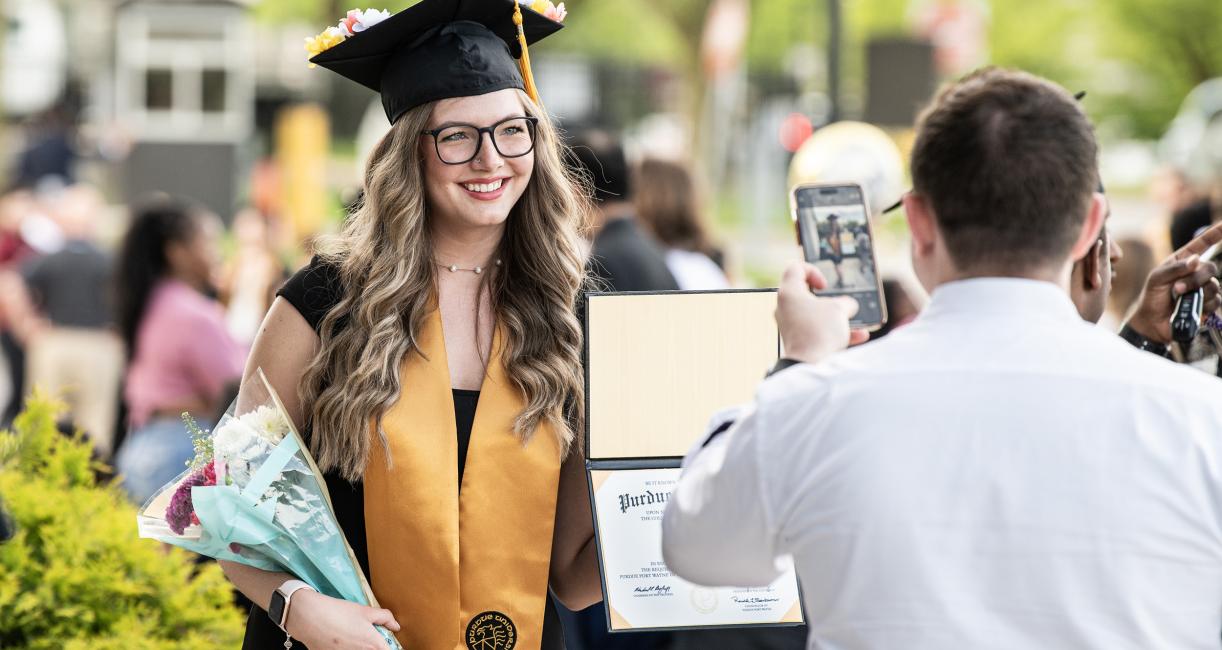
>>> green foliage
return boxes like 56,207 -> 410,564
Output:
183,413 -> 212,472
1095,0 -> 1222,138
248,0 -> 1222,140
547,2 -> 688,66
0,393 -> 244,649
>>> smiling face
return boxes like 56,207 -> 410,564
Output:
420,88 -> 535,234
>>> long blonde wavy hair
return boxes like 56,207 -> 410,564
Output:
302,90 -> 592,481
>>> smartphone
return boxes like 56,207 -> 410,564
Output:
791,182 -> 887,330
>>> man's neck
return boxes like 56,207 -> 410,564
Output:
928,261 -> 1074,294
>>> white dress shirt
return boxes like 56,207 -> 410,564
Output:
663,278 -> 1222,649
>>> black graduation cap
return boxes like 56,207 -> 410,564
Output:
310,0 -> 563,124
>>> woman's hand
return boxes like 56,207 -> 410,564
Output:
284,590 -> 401,650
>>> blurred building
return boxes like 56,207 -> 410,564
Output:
10,0 -> 331,220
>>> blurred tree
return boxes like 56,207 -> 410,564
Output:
1096,0 -> 1222,138
251,0 -> 1222,141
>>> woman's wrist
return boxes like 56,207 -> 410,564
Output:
282,587 -> 320,637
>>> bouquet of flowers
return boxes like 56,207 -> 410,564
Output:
137,369 -> 401,649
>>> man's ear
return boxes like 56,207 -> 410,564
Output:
1082,238 -> 1104,291
903,193 -> 937,258
1068,192 -> 1107,262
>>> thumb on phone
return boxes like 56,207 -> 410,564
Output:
833,296 -> 860,318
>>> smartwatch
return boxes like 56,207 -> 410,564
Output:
268,579 -> 314,633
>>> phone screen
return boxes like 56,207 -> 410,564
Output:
794,184 -> 886,328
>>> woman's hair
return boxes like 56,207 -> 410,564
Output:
634,158 -> 715,256
302,90 -> 593,481
114,196 -> 207,360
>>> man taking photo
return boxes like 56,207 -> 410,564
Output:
663,68 -> 1222,649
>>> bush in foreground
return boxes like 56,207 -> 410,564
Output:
0,393 -> 243,649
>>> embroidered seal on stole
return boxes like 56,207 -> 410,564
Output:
466,610 -> 517,650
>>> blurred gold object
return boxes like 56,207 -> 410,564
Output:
276,104 -> 330,243
787,121 -> 906,221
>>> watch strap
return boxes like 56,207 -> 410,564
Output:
1119,323 -> 1170,358
272,579 -> 314,632
766,357 -> 802,378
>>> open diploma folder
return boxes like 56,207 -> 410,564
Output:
584,290 -> 804,632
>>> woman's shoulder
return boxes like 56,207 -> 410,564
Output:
277,256 -> 346,333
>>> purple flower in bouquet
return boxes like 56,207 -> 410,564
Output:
165,460 -> 217,535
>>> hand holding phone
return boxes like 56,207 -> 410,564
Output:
791,182 -> 887,330
776,262 -> 872,364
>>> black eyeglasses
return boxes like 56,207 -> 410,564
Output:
421,116 -> 539,165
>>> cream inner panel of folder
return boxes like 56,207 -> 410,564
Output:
587,291 -> 779,459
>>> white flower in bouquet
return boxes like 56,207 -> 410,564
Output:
213,406 -> 287,469
245,405 -> 290,444
213,421 -> 270,468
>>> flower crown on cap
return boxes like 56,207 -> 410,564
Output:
305,8 -> 392,64
522,0 -> 566,22
305,4 -> 566,66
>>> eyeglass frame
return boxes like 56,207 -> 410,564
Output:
420,116 -> 540,165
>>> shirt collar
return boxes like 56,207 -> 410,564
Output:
920,277 -> 1082,323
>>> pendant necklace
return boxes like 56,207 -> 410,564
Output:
437,258 -> 501,275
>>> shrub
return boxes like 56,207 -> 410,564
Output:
0,392 -> 244,649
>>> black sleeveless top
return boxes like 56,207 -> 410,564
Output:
241,257 -> 564,649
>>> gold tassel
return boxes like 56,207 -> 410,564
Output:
512,2 -> 542,107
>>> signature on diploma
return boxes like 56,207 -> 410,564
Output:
731,596 -> 781,605
633,585 -> 673,595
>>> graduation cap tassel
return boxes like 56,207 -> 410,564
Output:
512,2 -> 543,107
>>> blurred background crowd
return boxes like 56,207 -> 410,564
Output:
0,0 -> 1220,646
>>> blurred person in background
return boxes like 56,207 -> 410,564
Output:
112,196 -> 245,504
569,130 -> 678,293
0,190 -> 41,426
4,184 -> 122,459
1169,189 -> 1218,252
1169,139 -> 1222,252
634,157 -> 730,290
565,128 -> 676,650
11,98 -> 80,192
219,207 -> 288,346
1149,165 -> 1201,221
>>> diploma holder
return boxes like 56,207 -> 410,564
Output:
583,289 -> 805,633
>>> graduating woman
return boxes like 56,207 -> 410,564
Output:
221,1 -> 602,648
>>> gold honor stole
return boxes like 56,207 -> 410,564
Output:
364,308 -> 562,650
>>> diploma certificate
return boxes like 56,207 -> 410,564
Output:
590,468 -> 803,631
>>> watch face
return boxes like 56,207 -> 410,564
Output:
268,591 -> 287,627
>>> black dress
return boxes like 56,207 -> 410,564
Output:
241,257 -> 564,649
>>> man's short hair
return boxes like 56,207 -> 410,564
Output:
566,129 -> 631,203
910,67 -> 1098,272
